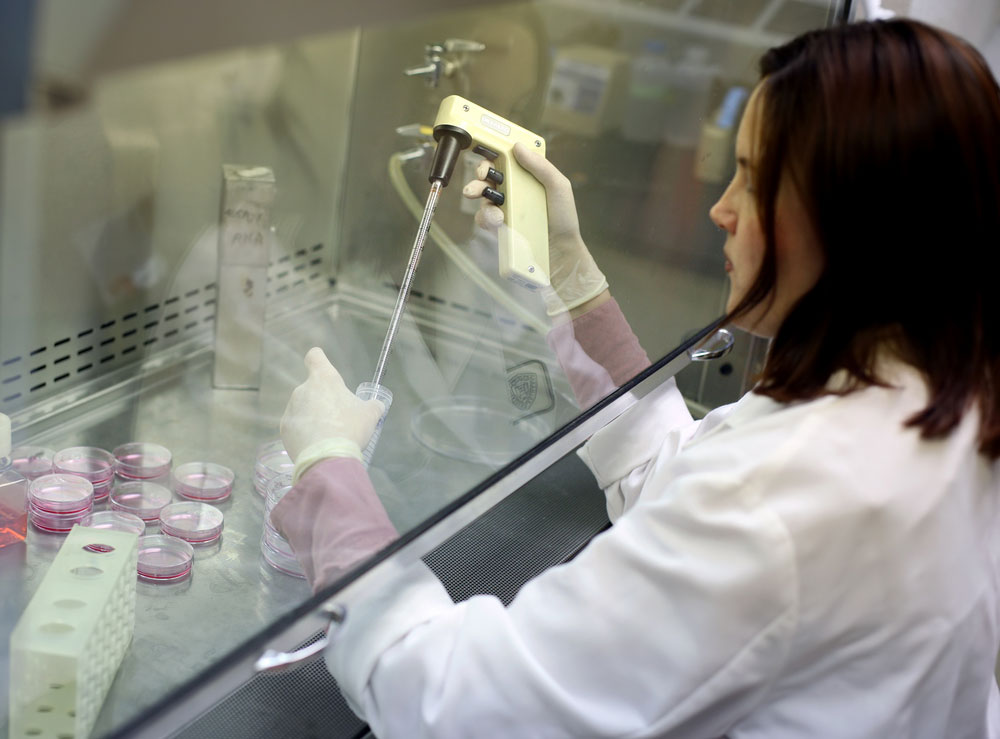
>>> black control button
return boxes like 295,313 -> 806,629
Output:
473,144 -> 500,161
482,187 -> 505,206
485,167 -> 504,186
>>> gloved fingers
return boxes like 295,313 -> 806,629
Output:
474,203 -> 504,231
461,178 -> 491,199
303,347 -> 347,389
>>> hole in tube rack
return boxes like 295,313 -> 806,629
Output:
29,346 -> 46,356
293,263 -> 306,272
144,321 -> 158,330
451,302 -> 469,312
54,355 -> 69,364
309,272 -> 320,280
164,330 -> 178,339
76,364 -> 92,373
53,373 -> 69,383
277,271 -> 289,279
100,338 -> 114,346
143,338 -> 157,347
36,705 -> 53,713
164,313 -> 178,322
29,364 -> 45,374
184,322 -> 198,331
77,346 -> 92,356
123,329 -> 137,338
203,316 -> 214,323
278,254 -> 290,263
1,356 -> 20,366
204,282 -> 216,290
82,543 -> 115,553
474,310 -> 491,319
99,355 -> 114,364
3,393 -> 21,402
293,279 -> 304,288
54,337 -> 70,347
39,622 -> 75,634
122,346 -> 136,355
204,298 -> 216,306
410,290 -> 424,298
77,328 -> 93,338
67,709 -> 75,716
164,296 -> 179,305
70,566 -> 103,578
185,288 -> 200,298
49,683 -> 64,690
58,733 -> 74,739
277,285 -> 289,293
184,305 -> 198,314
429,295 -> 446,305
311,243 -> 322,251
25,728 -> 41,736
310,257 -> 322,266
123,311 -> 137,320
295,248 -> 307,257
101,319 -> 116,329
144,303 -> 159,313
29,383 -> 46,392
2,374 -> 20,384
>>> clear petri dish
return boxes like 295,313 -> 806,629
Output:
137,534 -> 194,582
110,481 -> 173,522
29,502 -> 93,534
80,510 -> 146,536
29,474 -> 94,514
54,447 -> 114,500
113,442 -> 172,480
159,501 -> 224,544
261,530 -> 305,578
172,462 -> 235,502
254,440 -> 294,496
10,446 -> 55,480
409,396 -> 550,467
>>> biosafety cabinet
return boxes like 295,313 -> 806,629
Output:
0,1 -> 851,737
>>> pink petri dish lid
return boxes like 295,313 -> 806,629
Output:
113,442 -> 172,480
172,462 -> 234,502
137,534 -> 193,582
29,474 -> 94,514
159,501 -> 224,544
11,446 -> 55,480
110,482 -> 173,522
53,446 -> 115,485
80,510 -> 146,536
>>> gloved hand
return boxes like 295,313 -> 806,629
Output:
463,141 -> 609,317
280,347 -> 385,481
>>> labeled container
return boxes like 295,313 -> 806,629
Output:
53,446 -> 115,502
27,474 -> 94,534
110,481 -> 173,523
172,462 -> 234,502
253,440 -> 294,496
137,534 -> 194,582
0,414 -> 28,549
113,442 -> 172,481
159,501 -> 224,545
10,446 -> 55,480
261,474 -> 304,578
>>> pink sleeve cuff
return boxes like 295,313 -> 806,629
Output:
269,457 -> 398,593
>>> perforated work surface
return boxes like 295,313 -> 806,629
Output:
167,449 -> 607,739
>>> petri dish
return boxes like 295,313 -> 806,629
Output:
137,534 -> 194,582
110,481 -> 173,522
159,501 -> 224,544
113,442 -> 172,480
29,474 -> 94,514
254,440 -> 295,496
172,462 -> 235,502
29,502 -> 93,534
10,446 -> 55,480
54,447 -> 115,501
80,510 -> 146,536
409,396 -> 550,467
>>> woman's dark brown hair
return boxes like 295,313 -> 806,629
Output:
726,19 -> 1000,458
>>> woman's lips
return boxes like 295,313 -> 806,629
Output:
724,259 -> 733,273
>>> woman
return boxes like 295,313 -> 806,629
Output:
273,19 -> 1000,737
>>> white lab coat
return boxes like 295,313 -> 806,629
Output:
325,363 -> 1000,738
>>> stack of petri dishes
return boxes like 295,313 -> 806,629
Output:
261,474 -> 304,578
253,440 -> 294,497
28,474 -> 94,533
110,481 -> 173,523
113,442 -> 172,482
53,447 -> 115,502
173,462 -> 234,503
10,446 -> 54,480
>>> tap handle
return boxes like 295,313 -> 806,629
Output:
443,38 -> 486,53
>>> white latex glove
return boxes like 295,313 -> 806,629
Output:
462,141 -> 608,316
280,347 -> 384,480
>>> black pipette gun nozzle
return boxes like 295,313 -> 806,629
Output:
429,124 -> 472,186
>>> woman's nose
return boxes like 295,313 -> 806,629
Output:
709,199 -> 734,234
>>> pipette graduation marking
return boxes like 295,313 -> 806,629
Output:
371,180 -> 443,387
